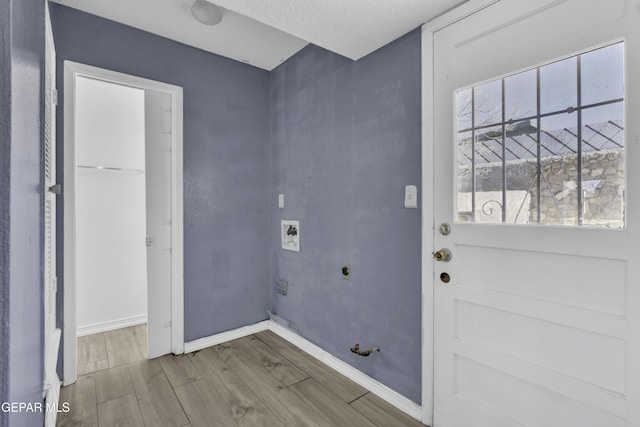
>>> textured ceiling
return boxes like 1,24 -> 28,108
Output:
212,0 -> 467,60
50,0 -> 466,69
50,0 -> 308,70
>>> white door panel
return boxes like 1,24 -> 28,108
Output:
433,1 -> 640,426
454,356 -> 626,427
455,245 -> 626,314
145,90 -> 173,359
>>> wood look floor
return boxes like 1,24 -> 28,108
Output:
58,326 -> 425,427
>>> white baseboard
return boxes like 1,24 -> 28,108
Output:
181,319 -> 422,423
184,320 -> 270,353
77,315 -> 147,337
267,321 -> 423,422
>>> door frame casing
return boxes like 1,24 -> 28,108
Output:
420,0 -> 500,423
62,61 -> 184,385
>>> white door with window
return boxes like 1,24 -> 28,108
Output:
432,1 -> 640,426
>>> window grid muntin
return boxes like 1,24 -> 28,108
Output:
456,42 -> 625,227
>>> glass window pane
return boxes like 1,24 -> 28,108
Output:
505,69 -> 537,121
540,56 -> 577,115
457,89 -> 473,131
505,119 -> 538,224
454,42 -> 624,228
474,80 -> 502,127
581,43 -> 624,106
457,131 -> 473,222
581,102 -> 624,227
539,113 -> 579,225
474,126 -> 503,223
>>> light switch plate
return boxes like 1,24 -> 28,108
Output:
405,185 -> 418,208
278,194 -> 284,209
281,220 -> 300,252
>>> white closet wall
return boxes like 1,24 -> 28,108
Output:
76,76 -> 148,335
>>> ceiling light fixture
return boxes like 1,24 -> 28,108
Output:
191,1 -> 223,26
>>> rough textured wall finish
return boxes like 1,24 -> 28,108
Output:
49,4 -> 271,356
270,30 -> 422,403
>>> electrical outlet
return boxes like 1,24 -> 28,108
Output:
404,185 -> 417,208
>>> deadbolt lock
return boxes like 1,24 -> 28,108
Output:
438,223 -> 451,236
433,248 -> 452,262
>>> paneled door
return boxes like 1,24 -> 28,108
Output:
432,1 -> 640,426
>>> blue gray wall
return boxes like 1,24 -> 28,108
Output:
49,4 -> 422,403
270,31 -> 422,403
49,4 -> 272,350
0,0 -> 46,425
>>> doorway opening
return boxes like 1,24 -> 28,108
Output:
63,61 -> 184,385
75,75 -> 149,374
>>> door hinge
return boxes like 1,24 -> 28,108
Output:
48,183 -> 62,195
146,236 -> 154,247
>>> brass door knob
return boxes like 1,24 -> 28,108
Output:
433,248 -> 451,262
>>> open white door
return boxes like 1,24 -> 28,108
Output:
432,1 -> 640,426
145,90 -> 174,359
